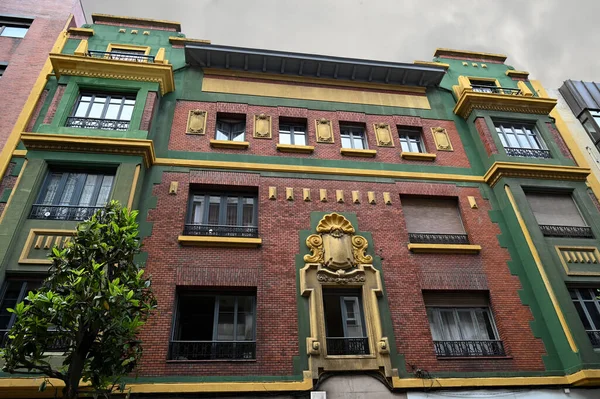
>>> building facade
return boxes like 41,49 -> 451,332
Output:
1,13 -> 600,399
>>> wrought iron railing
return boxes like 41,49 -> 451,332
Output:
587,330 -> 600,348
408,233 -> 469,245
326,337 -> 369,355
66,116 -> 130,131
87,50 -> 155,63
168,340 -> 256,360
183,224 -> 259,238
434,340 -> 505,357
539,225 -> 594,239
1,331 -> 70,352
504,147 -> 552,159
30,204 -> 104,221
470,85 -> 521,95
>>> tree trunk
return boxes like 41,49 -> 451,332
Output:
63,333 -> 96,399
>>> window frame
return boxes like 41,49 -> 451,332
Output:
398,128 -> 425,153
215,115 -> 246,142
106,44 -> 151,63
0,279 -> 43,336
426,306 -> 500,342
570,288 -> 600,332
340,124 -> 368,149
468,78 -> 500,93
278,122 -> 307,146
580,110 -> 600,151
71,93 -> 137,122
187,192 -> 258,227
0,16 -> 32,38
494,120 -> 548,151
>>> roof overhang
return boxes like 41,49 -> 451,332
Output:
185,44 -> 446,87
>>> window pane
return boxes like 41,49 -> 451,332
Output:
237,296 -> 254,340
439,310 -> 461,340
74,100 -> 91,117
400,140 -> 410,153
216,122 -> 230,140
294,132 -> 306,146
192,198 -> 204,224
231,123 -> 245,141
104,103 -> 120,120
427,309 -> 443,340
95,175 -> 113,206
226,197 -> 238,225
476,310 -> 496,339
208,196 -> 220,224
0,282 -> 24,329
216,297 -> 236,341
585,302 -> 600,330
457,310 -> 477,340
341,136 -> 352,149
580,289 -> 594,300
88,100 -> 106,119
353,135 -> 366,149
40,173 -> 62,204
279,132 -> 291,145
574,302 -> 593,330
79,174 -> 99,206
1,27 -> 28,38
242,197 -> 254,226
59,173 -> 83,205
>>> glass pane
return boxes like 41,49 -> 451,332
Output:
79,174 -> 98,206
574,302 -> 593,330
580,289 -> 594,300
476,310 -> 496,339
279,132 -> 291,145
95,175 -> 113,206
341,136 -> 352,149
1,27 -> 28,38
226,197 -> 238,225
237,311 -> 254,340
217,297 -> 236,341
400,140 -> 410,153
242,197 -> 254,226
457,310 -> 477,340
353,135 -> 366,149
216,121 -> 230,140
0,282 -> 24,329
497,132 -> 508,147
74,101 -> 90,117
505,132 -> 519,148
231,124 -> 245,142
569,289 -> 578,300
208,196 -> 220,224
294,132 -> 306,146
124,99 -> 136,105
40,173 -> 62,204
585,302 -> 600,330
427,309 -> 443,340
120,104 -> 134,121
105,103 -> 120,120
59,173 -> 83,205
88,101 -> 105,119
439,310 -> 461,340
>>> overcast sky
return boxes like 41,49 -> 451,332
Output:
82,0 -> 600,88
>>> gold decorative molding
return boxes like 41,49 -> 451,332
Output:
374,123 -> 394,147
401,152 -> 436,161
468,196 -> 478,209
383,192 -> 392,205
315,119 -> 334,143
276,144 -> 314,154
340,148 -> 377,157
169,181 -> 178,195
556,246 -> 600,276
484,162 -> 590,187
506,70 -> 530,79
368,192 -> 376,204
408,243 -> 482,254
253,114 -> 272,139
453,90 -> 557,119
178,236 -> 262,247
286,187 -> 294,201
49,53 -> 175,95
352,191 -> 361,204
169,37 -> 212,45
303,188 -> 311,201
268,186 -> 277,200
413,61 -> 450,69
19,229 -> 75,264
209,140 -> 249,149
431,127 -> 453,151
320,189 -> 328,202
186,109 -> 207,134
68,27 -> 94,36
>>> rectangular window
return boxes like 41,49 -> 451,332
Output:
66,93 -> 136,131
0,65 -> 5,78
30,171 -> 114,221
0,279 -> 41,347
109,48 -> 148,63
279,120 -> 307,146
185,192 -> 258,237
340,124 -> 367,149
581,111 -> 600,151
424,291 -> 504,357
469,79 -> 498,93
169,291 -> 256,360
494,121 -> 551,158
525,192 -> 593,238
569,288 -> 600,348
0,16 -> 32,38
398,128 -> 425,153
401,196 -> 468,244
323,288 -> 369,355
216,114 -> 246,141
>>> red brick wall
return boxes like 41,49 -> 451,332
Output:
474,117 -> 498,156
43,85 -> 66,125
437,55 -> 504,64
25,89 -> 49,132
140,91 -> 157,131
138,172 -> 545,377
546,122 -> 574,160
169,101 -> 471,169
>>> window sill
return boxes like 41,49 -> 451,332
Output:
436,355 -> 512,360
407,243 -> 481,254
277,144 -> 315,154
340,148 -> 377,158
209,140 -> 250,149
167,359 -> 257,363
401,152 -> 436,161
178,235 -> 262,247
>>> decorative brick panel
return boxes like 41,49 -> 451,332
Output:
43,85 -> 66,124
140,91 -> 157,131
189,170 -> 260,186
475,117 -> 499,156
26,89 -> 49,132
546,122 -> 574,160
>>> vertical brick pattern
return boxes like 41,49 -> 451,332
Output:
474,117 -> 498,156
25,89 -> 48,131
140,91 -> 157,131
168,101 -> 471,169
546,122 -> 574,160
43,85 -> 66,124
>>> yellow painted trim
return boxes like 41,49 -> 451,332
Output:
434,48 -> 507,62
484,161 -> 590,187
401,152 -> 436,161
209,140 -> 250,149
340,148 -> 377,158
68,27 -> 94,36
201,76 -> 431,109
0,20 -> 70,190
506,70 -> 529,79
505,185 -> 578,353
530,80 -> 600,204
203,68 -> 427,94
18,229 -> 75,265
407,243 -> 481,254
107,43 -> 151,56
413,61 -> 450,69
453,90 -> 557,119
178,236 -> 262,248
169,37 -> 211,45
555,245 -> 600,276
91,13 -> 181,32
276,144 -> 315,154
127,164 -> 141,209
12,150 -> 27,157
0,160 -> 27,225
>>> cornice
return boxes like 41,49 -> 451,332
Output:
484,162 -> 590,187
506,70 -> 530,79
49,53 -> 175,95
434,48 -> 507,62
67,27 -> 94,36
453,91 -> 557,119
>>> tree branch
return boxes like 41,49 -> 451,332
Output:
15,358 -> 65,381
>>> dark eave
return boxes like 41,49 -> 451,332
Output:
185,44 -> 446,88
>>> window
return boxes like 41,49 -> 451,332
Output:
323,288 -> 369,355
525,192 -> 593,238
424,291 -> 504,357
0,17 -> 32,38
340,124 -> 367,149
185,192 -> 258,237
0,280 -> 41,347
30,171 -> 114,221
398,128 -> 425,153
216,114 -> 246,142
581,111 -> 600,151
401,196 -> 468,244
279,121 -> 306,146
170,291 -> 256,360
569,288 -> 600,348
494,121 -> 550,158
109,48 -> 147,63
470,79 -> 498,93
0,64 -> 5,78
66,93 -> 136,131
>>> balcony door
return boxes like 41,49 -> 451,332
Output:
323,289 -> 369,355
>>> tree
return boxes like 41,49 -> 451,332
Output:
2,201 -> 157,399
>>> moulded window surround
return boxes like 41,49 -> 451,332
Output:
340,124 -> 368,149
169,291 -> 256,361
216,115 -> 246,142
279,122 -> 307,146
569,288 -> 600,348
67,93 -> 136,131
494,121 -> 551,159
0,16 -> 32,38
106,44 -> 151,63
322,288 -> 369,356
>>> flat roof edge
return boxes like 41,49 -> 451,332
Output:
91,13 -> 181,32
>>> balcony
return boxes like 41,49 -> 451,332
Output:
471,85 -> 521,95
168,340 -> 256,361
183,224 -> 258,238
587,330 -> 600,348
504,147 -> 551,159
1,331 -> 70,352
65,117 -> 130,131
408,233 -> 469,245
30,204 -> 103,221
434,340 -> 506,357
539,225 -> 594,239
326,337 -> 369,356
87,50 -> 155,63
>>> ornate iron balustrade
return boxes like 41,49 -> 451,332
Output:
504,147 -> 552,159
471,85 -> 521,95
539,225 -> 594,239
87,50 -> 155,63
326,337 -> 369,355
408,233 -> 469,245
169,340 -> 256,360
434,340 -> 505,357
1,331 -> 70,352
66,116 -> 130,131
30,204 -> 103,221
587,330 -> 600,348
183,224 -> 258,238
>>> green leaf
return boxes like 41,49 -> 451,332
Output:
38,381 -> 46,392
